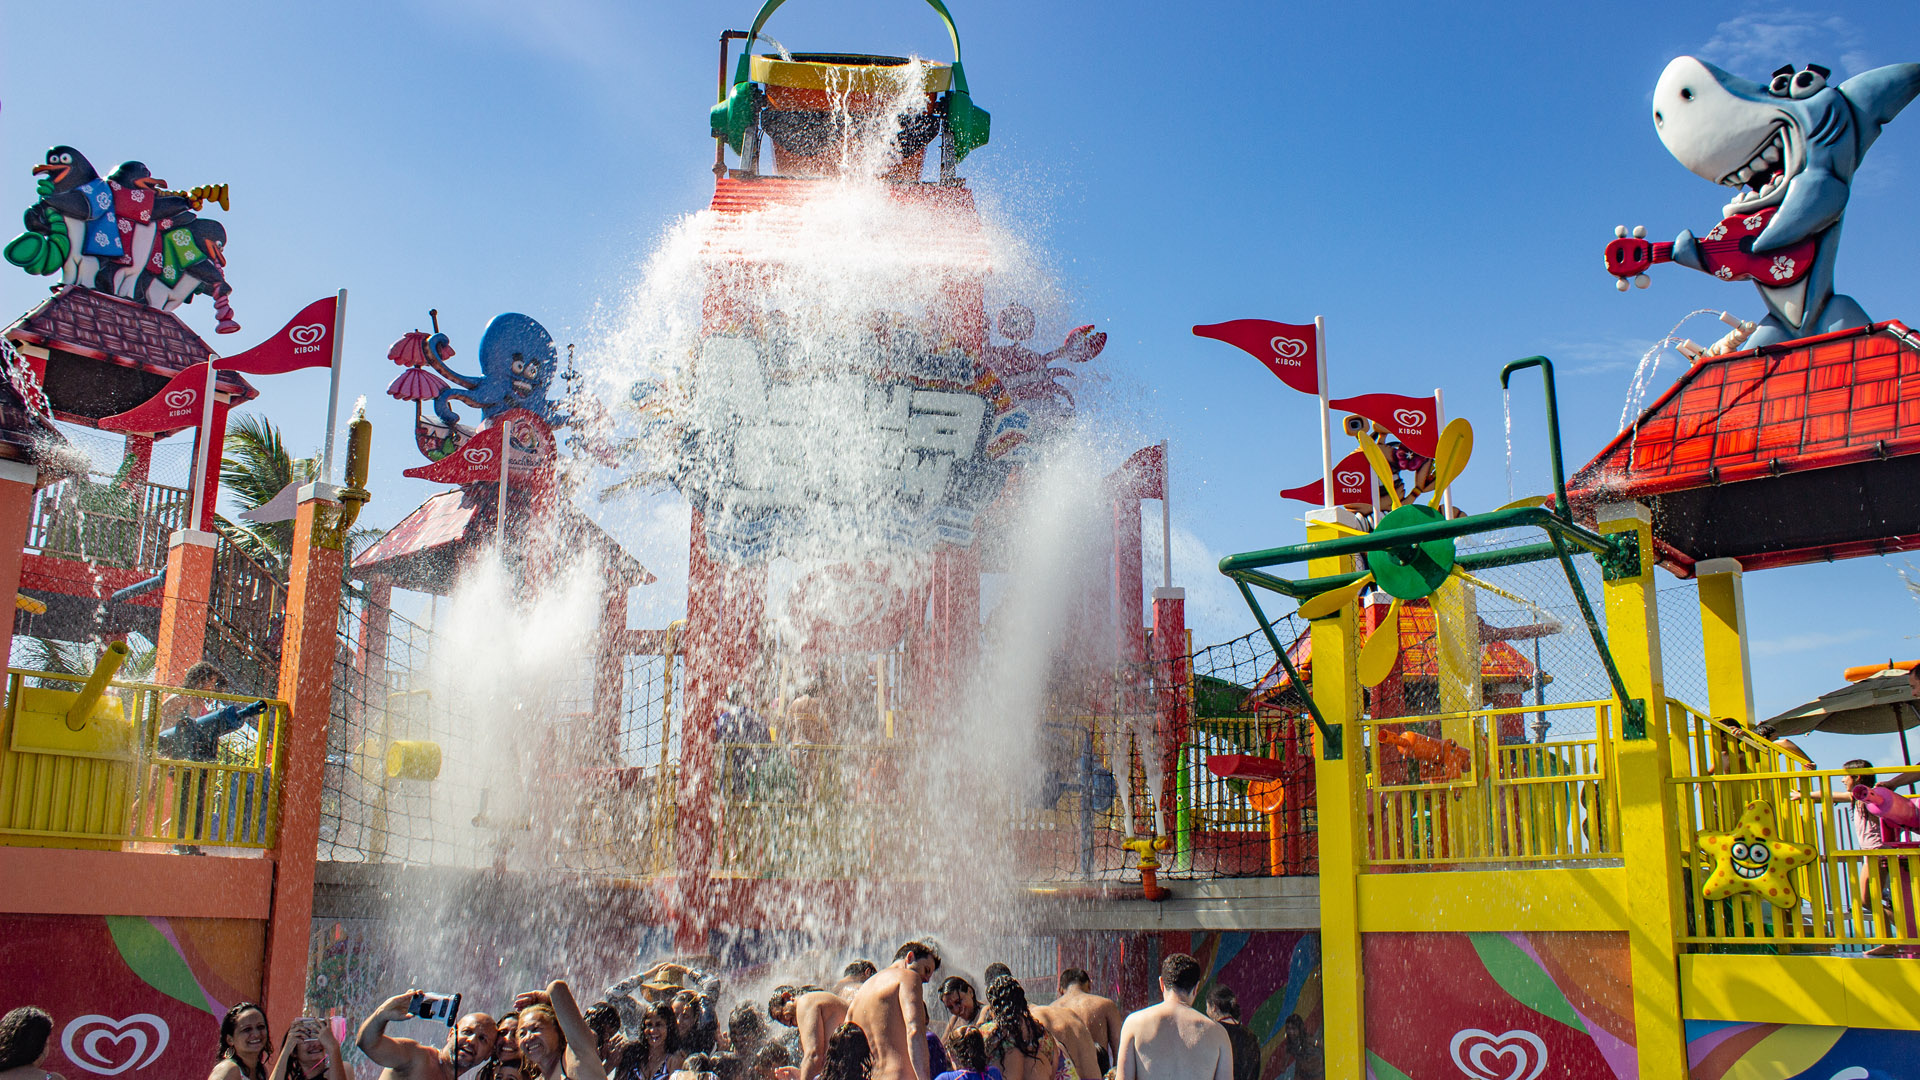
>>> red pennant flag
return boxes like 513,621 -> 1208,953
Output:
99,362 -> 213,434
402,424 -> 507,484
215,294 -> 339,375
1281,450 -> 1375,506
1192,319 -> 1320,396
1328,392 -> 1439,458
1108,443 -> 1165,501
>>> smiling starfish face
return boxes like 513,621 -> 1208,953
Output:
1699,800 -> 1816,909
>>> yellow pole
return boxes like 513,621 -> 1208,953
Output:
64,640 -> 130,731
1597,502 -> 1687,1077
1306,507 -> 1367,1078
1694,558 -> 1755,725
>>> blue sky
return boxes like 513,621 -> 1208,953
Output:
3,1 -> 1919,767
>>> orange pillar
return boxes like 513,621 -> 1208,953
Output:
261,486 -> 346,1033
0,458 -> 39,665
154,530 -> 217,685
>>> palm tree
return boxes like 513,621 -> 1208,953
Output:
214,413 -> 318,580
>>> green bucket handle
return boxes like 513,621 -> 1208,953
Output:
710,0 -> 989,161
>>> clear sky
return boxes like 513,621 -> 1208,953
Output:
3,1 -> 1918,767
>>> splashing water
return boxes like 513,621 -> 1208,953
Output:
1619,309 -> 1723,431
1502,387 -> 1514,505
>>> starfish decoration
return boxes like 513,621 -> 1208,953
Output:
1698,800 -> 1816,909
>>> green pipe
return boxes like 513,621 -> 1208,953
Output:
1499,356 -> 1571,519
1175,742 -> 1194,871
1235,581 -> 1340,759
1219,506 -> 1611,576
1549,531 -> 1644,738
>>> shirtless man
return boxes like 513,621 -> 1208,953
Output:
769,986 -> 850,1080
1029,1002 -> 1100,1080
1054,967 -> 1124,1075
357,990 -> 498,1080
834,959 -> 877,1001
1115,954 -> 1231,1080
847,940 -> 940,1080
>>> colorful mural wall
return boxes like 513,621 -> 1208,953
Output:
1363,931 -> 1636,1080
1687,1019 -> 1918,1079
0,914 -> 262,1077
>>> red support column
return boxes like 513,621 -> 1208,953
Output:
260,486 -> 347,1034
596,582 -> 630,757
0,458 -> 40,665
153,530 -> 217,685
1113,498 -> 1146,693
122,434 -> 153,488
192,401 -> 231,532
354,579 -> 393,709
1150,588 -> 1188,841
676,511 -> 764,953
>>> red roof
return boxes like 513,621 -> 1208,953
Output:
5,286 -> 256,402
1250,601 -> 1540,704
354,487 -> 654,594
1569,321 -> 1920,573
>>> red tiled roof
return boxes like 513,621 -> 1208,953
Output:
1249,601 -> 1539,702
1569,321 -> 1920,573
5,286 -> 256,401
354,486 -> 653,593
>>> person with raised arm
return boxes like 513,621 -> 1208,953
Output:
1115,955 -> 1230,1080
511,982 -> 611,1080
268,1016 -> 348,1080
356,991 -> 497,1080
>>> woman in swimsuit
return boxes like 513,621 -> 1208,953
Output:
0,1007 -> 67,1080
514,981 -> 611,1080
267,1017 -> 347,1080
982,977 -> 1072,1080
210,1003 -> 273,1080
612,1003 -> 681,1080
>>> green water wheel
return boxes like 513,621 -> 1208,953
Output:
1364,503 -> 1456,600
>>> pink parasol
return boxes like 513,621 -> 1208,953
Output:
387,367 -> 449,401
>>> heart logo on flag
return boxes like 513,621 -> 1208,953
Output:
1335,470 -> 1366,489
164,389 -> 195,410
462,446 -> 494,467
1269,335 -> 1309,360
62,1014 -> 170,1076
288,324 -> 327,347
1448,1029 -> 1546,1080
1393,408 -> 1427,428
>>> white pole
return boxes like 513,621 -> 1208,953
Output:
495,419 -> 511,548
1159,438 -> 1172,590
1434,386 -> 1451,517
188,358 -> 219,533
1316,316 -> 1333,510
321,289 -> 348,483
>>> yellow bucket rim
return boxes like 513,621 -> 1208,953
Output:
750,53 -> 951,94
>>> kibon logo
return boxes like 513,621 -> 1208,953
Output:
163,389 -> 196,410
1268,335 -> 1309,363
288,323 -> 327,353
1392,408 -> 1428,429
462,446 -> 495,467
61,1014 -> 170,1076
1335,469 -> 1367,489
1448,1028 -> 1547,1080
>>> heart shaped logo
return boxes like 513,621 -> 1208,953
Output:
1392,408 -> 1427,428
288,323 -> 327,347
462,446 -> 495,467
164,389 -> 196,410
1269,335 -> 1308,360
1448,1029 -> 1546,1080
1335,470 -> 1366,489
62,1014 -> 170,1076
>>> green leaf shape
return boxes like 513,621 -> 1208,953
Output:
106,915 -> 211,1012
1366,1051 -> 1415,1080
1468,932 -> 1586,1034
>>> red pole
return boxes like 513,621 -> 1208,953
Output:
1150,589 -> 1188,842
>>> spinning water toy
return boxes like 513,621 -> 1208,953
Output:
1120,835 -> 1173,902
1604,57 -> 1920,347
1697,800 -> 1816,909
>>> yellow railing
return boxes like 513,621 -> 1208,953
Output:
1364,700 -> 1623,869
1670,701 -> 1917,951
0,668 -> 287,850
1183,717 -> 1297,833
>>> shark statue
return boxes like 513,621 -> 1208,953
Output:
1646,56 -> 1920,347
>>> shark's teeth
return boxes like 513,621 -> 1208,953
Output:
1721,126 -> 1789,188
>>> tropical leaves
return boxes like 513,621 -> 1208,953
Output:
213,413 -> 318,580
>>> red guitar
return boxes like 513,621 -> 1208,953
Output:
1603,206 -> 1816,290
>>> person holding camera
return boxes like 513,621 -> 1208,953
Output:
269,1017 -> 347,1080
357,991 -> 498,1080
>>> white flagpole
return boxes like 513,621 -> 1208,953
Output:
1316,315 -> 1333,510
320,289 -> 348,484
1159,438 -> 1172,590
1433,386 -> 1450,517
495,419 -> 511,547
188,358 -> 219,533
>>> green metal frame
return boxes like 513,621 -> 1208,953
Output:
1218,356 -> 1646,758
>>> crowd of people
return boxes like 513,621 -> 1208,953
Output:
0,940 -> 1322,1080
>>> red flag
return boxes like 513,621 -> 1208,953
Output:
1192,319 -> 1320,396
1108,443 -> 1164,500
1328,392 -> 1439,458
214,295 -> 338,375
1281,450 -> 1375,506
402,424 -> 507,484
100,362 -> 212,434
